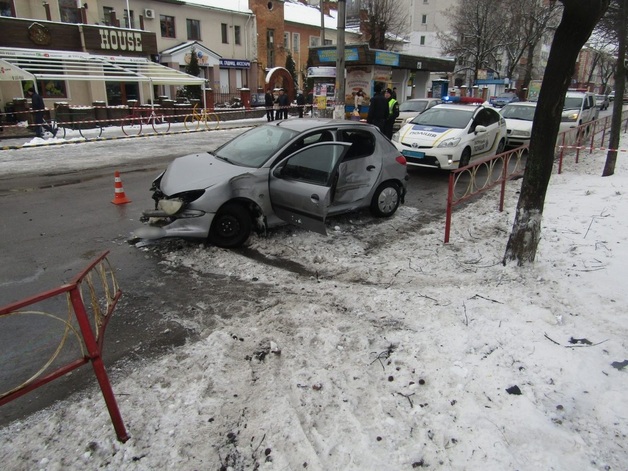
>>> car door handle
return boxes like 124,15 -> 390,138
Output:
311,194 -> 320,202
366,165 -> 376,171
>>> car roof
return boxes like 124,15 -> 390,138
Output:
502,101 -> 537,107
270,118 -> 376,132
431,103 -> 484,112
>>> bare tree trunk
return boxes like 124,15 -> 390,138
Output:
503,0 -> 609,266
603,0 -> 626,176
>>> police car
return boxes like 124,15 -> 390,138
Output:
391,97 -> 507,170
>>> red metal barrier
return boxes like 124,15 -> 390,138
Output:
0,251 -> 129,442
444,112 -> 628,243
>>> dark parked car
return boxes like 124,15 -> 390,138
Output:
489,92 -> 519,108
134,119 -> 408,248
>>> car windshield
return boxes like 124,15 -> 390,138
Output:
399,101 -> 429,113
563,97 -> 584,110
496,93 -> 514,99
213,125 -> 299,167
500,105 -> 536,121
410,107 -> 474,129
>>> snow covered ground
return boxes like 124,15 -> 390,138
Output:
1,131 -> 627,470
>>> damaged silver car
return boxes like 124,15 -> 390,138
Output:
134,119 -> 408,248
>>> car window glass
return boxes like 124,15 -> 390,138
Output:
281,130 -> 335,158
564,97 -> 584,110
340,130 -> 375,161
214,125 -> 298,168
399,101 -> 427,113
280,143 -> 346,186
484,109 -> 499,125
412,107 -> 474,128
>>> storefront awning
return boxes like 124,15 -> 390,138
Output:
0,47 -> 206,85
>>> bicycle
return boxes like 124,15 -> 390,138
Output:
184,103 -> 219,131
70,109 -> 103,139
142,107 -> 170,134
121,106 -> 144,136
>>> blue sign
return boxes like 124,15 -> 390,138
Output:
375,51 -> 399,67
317,47 -> 359,63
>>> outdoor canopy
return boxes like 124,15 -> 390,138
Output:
0,47 -> 206,106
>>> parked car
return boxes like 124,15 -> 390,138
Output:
392,103 -> 507,169
560,91 -> 598,134
489,92 -> 519,108
499,102 -> 537,148
393,98 -> 441,132
134,119 -> 408,248
595,94 -> 609,110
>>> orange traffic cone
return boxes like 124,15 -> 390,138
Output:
111,171 -> 131,205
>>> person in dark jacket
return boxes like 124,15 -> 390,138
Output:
296,90 -> 305,118
384,88 -> 400,139
264,88 -> 275,121
26,87 -> 56,138
276,88 -> 290,120
366,84 -> 388,134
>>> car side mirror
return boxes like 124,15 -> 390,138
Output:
475,125 -> 488,134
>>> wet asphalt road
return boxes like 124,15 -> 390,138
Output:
0,124 -> 450,426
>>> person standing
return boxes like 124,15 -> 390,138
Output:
264,88 -> 275,122
296,90 -> 305,118
276,88 -> 290,120
384,88 -> 399,139
26,87 -> 56,138
366,84 -> 388,134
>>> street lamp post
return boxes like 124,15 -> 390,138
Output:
333,0 -> 346,120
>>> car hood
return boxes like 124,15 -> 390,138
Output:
398,124 -> 460,146
504,119 -> 532,132
160,153 -> 251,194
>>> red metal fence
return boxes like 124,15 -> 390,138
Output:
0,251 -> 128,442
445,113 -> 628,243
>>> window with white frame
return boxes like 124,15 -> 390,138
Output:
221,23 -> 228,43
421,14 -> 427,24
284,32 -> 290,50
234,25 -> 241,45
292,32 -> 300,53
310,36 -> 321,47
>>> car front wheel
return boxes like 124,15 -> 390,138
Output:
458,147 -> 472,168
209,203 -> 252,248
370,182 -> 400,217
496,138 -> 506,155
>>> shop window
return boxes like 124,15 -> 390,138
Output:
59,0 -> 80,23
292,33 -> 300,53
160,15 -> 176,38
38,80 -> 68,99
221,23 -> 228,44
234,25 -> 241,45
187,19 -> 201,40
0,0 -> 15,17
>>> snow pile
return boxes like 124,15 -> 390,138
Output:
1,149 -> 627,470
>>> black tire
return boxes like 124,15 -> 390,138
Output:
209,203 -> 252,248
122,117 -> 142,136
495,138 -> 506,155
151,115 -> 171,134
370,182 -> 400,218
458,147 -> 472,168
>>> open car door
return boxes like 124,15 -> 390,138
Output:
269,142 -> 350,235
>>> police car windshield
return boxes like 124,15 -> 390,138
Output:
410,107 -> 475,129
563,97 -> 583,110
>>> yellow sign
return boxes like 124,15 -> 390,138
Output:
316,96 -> 327,109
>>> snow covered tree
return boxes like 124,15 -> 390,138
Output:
503,0 -> 610,266
361,0 -> 409,50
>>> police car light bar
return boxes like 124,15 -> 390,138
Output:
442,96 -> 485,104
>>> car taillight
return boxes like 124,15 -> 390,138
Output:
395,155 -> 407,165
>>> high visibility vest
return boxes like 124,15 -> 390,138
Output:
388,99 -> 398,113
